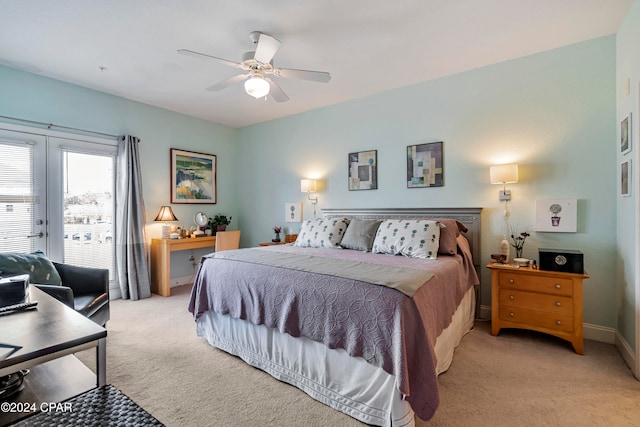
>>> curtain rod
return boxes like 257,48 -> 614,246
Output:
0,114 -> 119,139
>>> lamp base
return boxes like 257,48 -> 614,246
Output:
161,225 -> 170,239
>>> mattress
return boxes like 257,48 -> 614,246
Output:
195,286 -> 475,426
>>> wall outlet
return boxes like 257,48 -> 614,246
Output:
188,254 -> 195,261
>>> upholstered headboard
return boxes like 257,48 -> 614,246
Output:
321,207 -> 482,269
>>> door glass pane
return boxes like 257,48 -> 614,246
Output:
63,151 -> 114,278
0,140 -> 41,253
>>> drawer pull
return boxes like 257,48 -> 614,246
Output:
509,295 -> 515,300
508,278 -> 515,284
556,320 -> 562,325
555,284 -> 561,289
509,312 -> 515,317
555,301 -> 561,307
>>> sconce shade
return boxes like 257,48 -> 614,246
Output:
490,164 -> 519,184
300,179 -> 317,193
154,206 -> 178,222
244,75 -> 270,98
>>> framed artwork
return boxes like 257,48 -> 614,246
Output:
348,150 -> 378,190
621,114 -> 631,154
534,199 -> 577,232
170,148 -> 217,204
407,141 -> 443,188
621,160 -> 631,197
285,202 -> 302,222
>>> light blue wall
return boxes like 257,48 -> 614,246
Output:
237,36 -> 617,326
0,64 -> 238,278
0,35 -> 620,330
616,0 -> 640,355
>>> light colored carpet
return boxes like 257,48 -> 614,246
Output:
78,285 -> 640,426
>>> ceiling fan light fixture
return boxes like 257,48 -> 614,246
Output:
244,75 -> 270,98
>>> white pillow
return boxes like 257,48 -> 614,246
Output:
372,219 -> 440,259
294,218 -> 349,248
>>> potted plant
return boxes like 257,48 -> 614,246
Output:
209,214 -> 232,234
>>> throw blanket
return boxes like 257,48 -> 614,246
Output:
210,247 -> 433,297
188,241 -> 478,421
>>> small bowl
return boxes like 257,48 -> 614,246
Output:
514,257 -> 530,267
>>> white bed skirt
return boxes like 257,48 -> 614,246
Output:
196,286 -> 476,426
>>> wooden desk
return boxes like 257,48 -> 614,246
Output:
150,237 -> 216,297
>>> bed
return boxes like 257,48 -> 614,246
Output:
188,207 -> 481,426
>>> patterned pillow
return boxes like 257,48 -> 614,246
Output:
294,218 -> 349,249
372,219 -> 441,259
0,250 -> 62,285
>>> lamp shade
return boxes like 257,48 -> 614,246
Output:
300,179 -> 317,193
490,164 -> 519,184
244,76 -> 270,98
154,206 -> 178,222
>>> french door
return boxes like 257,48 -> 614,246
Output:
0,124 -> 117,285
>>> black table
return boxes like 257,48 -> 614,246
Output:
0,286 -> 107,424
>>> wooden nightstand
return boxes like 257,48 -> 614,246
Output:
259,234 -> 297,246
259,241 -> 288,246
487,262 -> 589,354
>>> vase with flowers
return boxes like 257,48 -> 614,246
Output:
272,226 -> 282,242
510,226 -> 530,258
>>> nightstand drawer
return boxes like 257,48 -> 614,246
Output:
498,306 -> 574,332
498,272 -> 573,296
499,289 -> 573,315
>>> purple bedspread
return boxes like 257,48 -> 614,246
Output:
188,238 -> 478,421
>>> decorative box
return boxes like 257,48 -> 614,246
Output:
0,274 -> 29,306
539,248 -> 584,274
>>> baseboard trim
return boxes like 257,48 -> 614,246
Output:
478,304 -> 491,321
109,284 -> 121,300
614,331 -> 638,379
170,275 -> 195,288
583,323 -> 616,344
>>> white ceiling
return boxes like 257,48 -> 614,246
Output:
0,1 -> 632,128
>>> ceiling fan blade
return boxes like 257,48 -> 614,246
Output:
266,78 -> 289,102
206,73 -> 250,92
177,49 -> 243,69
272,67 -> 331,83
254,33 -> 281,64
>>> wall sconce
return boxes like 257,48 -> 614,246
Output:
300,179 -> 318,217
154,205 -> 178,239
490,163 -> 518,216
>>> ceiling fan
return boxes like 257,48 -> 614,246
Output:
178,31 -> 331,102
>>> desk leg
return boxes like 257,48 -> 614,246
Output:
97,337 -> 106,387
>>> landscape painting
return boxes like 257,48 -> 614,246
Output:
170,148 -> 216,204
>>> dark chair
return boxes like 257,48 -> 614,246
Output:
35,262 -> 110,327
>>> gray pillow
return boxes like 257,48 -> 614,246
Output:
340,219 -> 382,251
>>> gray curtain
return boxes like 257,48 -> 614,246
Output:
115,135 -> 151,300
